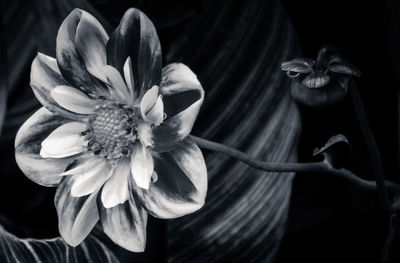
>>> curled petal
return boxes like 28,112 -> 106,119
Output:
328,60 -> 361,77
51,85 -> 97,114
98,190 -> 148,252
56,8 -> 107,95
15,107 -> 74,186
144,95 -> 164,126
140,85 -> 164,125
151,63 -> 204,152
132,138 -> 207,219
280,58 -> 315,73
101,158 -> 130,208
130,143 -> 154,189
55,176 -> 99,246
140,85 -> 159,117
30,53 -> 84,120
40,121 -> 88,158
107,8 -> 162,97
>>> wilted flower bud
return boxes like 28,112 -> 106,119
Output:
313,134 -> 352,168
281,45 -> 360,108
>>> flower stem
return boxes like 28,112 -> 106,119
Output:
348,80 -> 393,213
380,214 -> 399,263
190,135 -> 400,194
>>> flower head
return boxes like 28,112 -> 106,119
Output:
281,45 -> 360,108
15,8 -> 207,252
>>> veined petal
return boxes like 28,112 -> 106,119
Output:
40,121 -> 88,158
123,57 -> 135,99
74,10 -> 109,80
130,143 -> 154,190
101,158 -> 130,208
151,63 -> 204,152
55,176 -> 99,246
107,8 -> 161,97
56,8 -> 107,95
69,159 -> 111,197
30,53 -> 84,120
132,138 -> 207,219
98,190 -> 147,252
15,107 -> 75,186
51,85 -> 97,114
280,58 -> 314,73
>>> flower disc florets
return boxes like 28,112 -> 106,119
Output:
84,98 -> 138,160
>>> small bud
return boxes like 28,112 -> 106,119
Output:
313,134 -> 352,168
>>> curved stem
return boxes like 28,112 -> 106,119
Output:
381,214 -> 399,263
190,135 -> 400,194
349,80 -> 393,213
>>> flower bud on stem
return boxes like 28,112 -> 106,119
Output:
190,135 -> 400,195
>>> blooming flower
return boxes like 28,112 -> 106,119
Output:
14,8 -> 207,252
281,45 -> 360,108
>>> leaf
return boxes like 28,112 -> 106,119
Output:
0,224 -> 119,262
313,134 -> 352,168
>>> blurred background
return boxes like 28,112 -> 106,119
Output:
1,0 -> 400,262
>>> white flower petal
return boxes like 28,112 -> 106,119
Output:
55,176 -> 99,247
70,160 -> 111,197
74,9 -> 108,80
98,189 -> 148,252
143,95 -> 164,126
140,85 -> 159,118
130,143 -> 154,190
132,138 -> 207,219
61,156 -> 103,176
56,8 -> 108,94
51,85 -> 96,114
40,122 -> 88,158
15,107 -> 74,186
137,121 -> 152,147
123,56 -> 135,99
101,158 -> 130,208
98,65 -> 131,102
151,63 -> 204,152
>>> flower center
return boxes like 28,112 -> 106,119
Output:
84,99 -> 138,160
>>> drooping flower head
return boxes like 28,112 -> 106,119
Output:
15,8 -> 207,252
281,45 -> 360,108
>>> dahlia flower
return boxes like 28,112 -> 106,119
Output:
14,8 -> 207,252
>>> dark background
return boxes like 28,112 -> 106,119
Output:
1,0 -> 400,262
